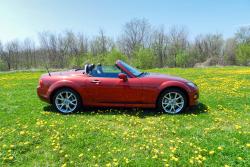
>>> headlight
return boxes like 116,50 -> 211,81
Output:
187,82 -> 196,88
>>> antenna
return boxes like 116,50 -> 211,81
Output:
45,65 -> 51,76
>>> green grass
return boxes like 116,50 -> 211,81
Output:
0,67 -> 249,167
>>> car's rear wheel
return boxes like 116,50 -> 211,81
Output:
158,88 -> 187,114
52,88 -> 81,114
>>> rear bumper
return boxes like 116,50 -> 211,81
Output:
37,86 -> 50,103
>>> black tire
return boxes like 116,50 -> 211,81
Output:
52,88 -> 81,114
157,88 -> 187,114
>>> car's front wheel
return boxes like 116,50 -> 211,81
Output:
158,88 -> 187,114
52,88 -> 81,114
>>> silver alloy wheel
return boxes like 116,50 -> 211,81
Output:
161,92 -> 184,114
55,91 -> 78,113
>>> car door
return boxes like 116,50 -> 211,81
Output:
119,77 -> 142,104
85,76 -> 143,105
85,76 -> 127,104
85,65 -> 144,105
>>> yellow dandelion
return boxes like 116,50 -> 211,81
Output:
20,131 -> 25,135
79,153 -> 84,158
61,163 -> 67,167
237,157 -> 243,161
113,162 -> 119,166
209,150 -> 215,155
218,146 -> 223,150
246,143 -> 250,148
152,155 -> 158,159
171,156 -> 178,162
106,163 -> 111,167
197,160 -> 202,164
8,156 -> 14,160
224,165 -> 230,167
235,125 -> 241,130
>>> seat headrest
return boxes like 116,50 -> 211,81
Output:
84,64 -> 90,74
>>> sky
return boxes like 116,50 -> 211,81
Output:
0,0 -> 250,43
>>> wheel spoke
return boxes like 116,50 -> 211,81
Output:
58,94 -> 64,99
55,91 -> 78,113
69,101 -> 76,105
68,93 -> 73,99
56,97 -> 64,101
162,91 -> 185,114
59,104 -> 64,110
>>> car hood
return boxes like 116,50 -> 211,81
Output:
145,73 -> 189,82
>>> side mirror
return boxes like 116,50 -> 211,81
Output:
118,73 -> 128,82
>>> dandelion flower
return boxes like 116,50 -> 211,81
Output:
61,163 -> 67,167
79,153 -> 84,158
20,131 -> 25,135
209,150 -> 215,155
217,146 -> 223,150
106,163 -> 111,167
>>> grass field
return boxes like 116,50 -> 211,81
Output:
0,67 -> 249,167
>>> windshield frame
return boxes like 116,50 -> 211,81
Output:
116,60 -> 143,78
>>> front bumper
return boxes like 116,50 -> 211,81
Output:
188,88 -> 199,106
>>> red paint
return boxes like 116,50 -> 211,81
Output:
37,60 -> 199,109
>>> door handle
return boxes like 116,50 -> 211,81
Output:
91,80 -> 101,84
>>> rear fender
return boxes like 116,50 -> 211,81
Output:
47,80 -> 84,103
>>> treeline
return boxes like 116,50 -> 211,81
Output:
0,18 -> 250,71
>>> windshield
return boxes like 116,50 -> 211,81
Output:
119,61 -> 142,77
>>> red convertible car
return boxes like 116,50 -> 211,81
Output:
37,60 -> 199,114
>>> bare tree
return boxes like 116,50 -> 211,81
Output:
90,29 -> 114,56
223,38 -> 237,65
151,26 -> 169,67
118,18 -> 151,57
22,38 -> 36,68
39,32 -> 61,68
194,33 -> 224,65
4,40 -> 20,70
168,26 -> 189,67
235,26 -> 250,44
0,40 -> 3,58
77,33 -> 88,55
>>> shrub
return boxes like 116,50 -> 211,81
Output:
236,44 -> 250,65
103,49 -> 128,65
132,48 -> 156,69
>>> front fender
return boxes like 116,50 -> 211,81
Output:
159,81 -> 192,93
